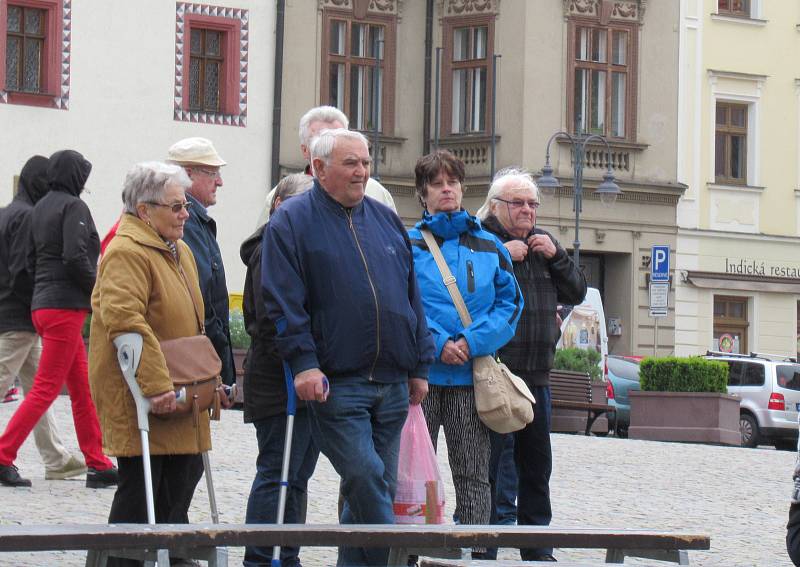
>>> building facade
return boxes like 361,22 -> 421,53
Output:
277,0 -> 683,355
676,0 -> 800,358
0,0 -> 276,288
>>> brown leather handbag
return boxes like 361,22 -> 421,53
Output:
157,263 -> 223,422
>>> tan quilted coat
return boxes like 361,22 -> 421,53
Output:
89,214 -> 211,456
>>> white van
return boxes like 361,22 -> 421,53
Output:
556,287 -> 608,377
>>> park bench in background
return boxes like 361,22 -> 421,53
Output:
0,523 -> 710,566
550,369 -> 616,436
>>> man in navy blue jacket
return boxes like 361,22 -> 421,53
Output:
262,128 -> 435,567
167,137 -> 235,386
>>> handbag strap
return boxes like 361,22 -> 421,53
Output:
176,261 -> 206,335
420,229 -> 473,327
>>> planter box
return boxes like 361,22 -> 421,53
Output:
628,391 -> 740,446
551,382 -> 609,434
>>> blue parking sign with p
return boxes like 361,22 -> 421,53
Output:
651,245 -> 670,282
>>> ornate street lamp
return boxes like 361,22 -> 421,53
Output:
538,132 -> 621,266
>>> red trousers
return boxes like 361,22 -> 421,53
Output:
0,309 -> 112,470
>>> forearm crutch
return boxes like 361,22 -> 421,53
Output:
114,333 -> 171,567
272,319 -> 297,567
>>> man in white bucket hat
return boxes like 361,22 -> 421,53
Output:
167,137 -> 235,387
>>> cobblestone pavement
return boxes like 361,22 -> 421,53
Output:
0,397 -> 795,566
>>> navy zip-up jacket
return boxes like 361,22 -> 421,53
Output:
261,180 -> 435,383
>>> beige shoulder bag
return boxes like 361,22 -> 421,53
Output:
420,229 -> 535,434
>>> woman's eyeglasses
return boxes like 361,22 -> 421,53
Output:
493,197 -> 540,210
147,201 -> 192,214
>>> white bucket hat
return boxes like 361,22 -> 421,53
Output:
167,137 -> 227,167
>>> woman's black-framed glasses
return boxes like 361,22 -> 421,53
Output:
492,197 -> 540,210
147,201 -> 192,214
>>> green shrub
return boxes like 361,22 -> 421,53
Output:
639,356 -> 728,393
229,308 -> 251,350
553,348 -> 602,382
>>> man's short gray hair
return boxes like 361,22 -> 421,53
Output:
476,167 -> 540,220
310,129 -> 369,166
122,162 -> 192,215
299,106 -> 349,147
269,173 -> 314,215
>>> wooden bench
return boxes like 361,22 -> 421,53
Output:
0,523 -> 710,566
550,369 -> 616,436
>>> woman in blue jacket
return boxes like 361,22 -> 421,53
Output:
409,150 -> 522,558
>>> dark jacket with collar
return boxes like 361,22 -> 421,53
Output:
240,224 -> 295,422
261,179 -> 435,383
481,214 -> 587,386
181,192 -> 235,386
0,156 -> 50,332
29,150 -> 99,311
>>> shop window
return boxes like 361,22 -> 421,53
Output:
0,0 -> 66,108
715,102 -> 748,185
321,10 -> 396,134
718,0 -> 750,17
441,15 -> 494,136
567,20 -> 637,141
713,295 -> 748,353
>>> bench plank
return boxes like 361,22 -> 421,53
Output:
0,524 -> 710,553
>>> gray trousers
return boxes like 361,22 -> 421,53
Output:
0,330 -> 75,471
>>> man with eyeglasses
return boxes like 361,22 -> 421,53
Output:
476,167 -> 586,562
167,137 -> 236,387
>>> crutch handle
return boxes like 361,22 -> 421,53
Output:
114,333 -> 150,431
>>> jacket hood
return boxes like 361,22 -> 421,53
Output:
17,155 -> 50,205
416,209 -> 479,240
47,150 -> 92,196
240,224 -> 264,265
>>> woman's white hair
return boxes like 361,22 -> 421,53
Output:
121,162 -> 191,214
298,106 -> 349,147
310,129 -> 369,167
475,166 -> 540,220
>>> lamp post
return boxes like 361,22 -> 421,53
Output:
537,132 -> 622,268
371,38 -> 384,181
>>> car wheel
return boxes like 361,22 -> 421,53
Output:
740,413 -> 760,448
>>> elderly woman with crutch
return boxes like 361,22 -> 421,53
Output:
89,162 -> 228,567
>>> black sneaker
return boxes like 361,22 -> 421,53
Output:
86,466 -> 119,488
0,464 -> 31,487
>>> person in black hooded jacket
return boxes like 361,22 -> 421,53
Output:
0,150 -> 117,489
241,173 -> 319,567
0,156 -> 88,486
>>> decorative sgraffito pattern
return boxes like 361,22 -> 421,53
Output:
0,0 -> 71,108
563,0 -> 646,23
174,2 -> 249,127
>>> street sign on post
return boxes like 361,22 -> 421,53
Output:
649,282 -> 669,318
651,245 -> 670,282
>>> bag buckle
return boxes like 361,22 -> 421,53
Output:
443,275 -> 457,287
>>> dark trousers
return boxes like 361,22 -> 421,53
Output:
486,384 -> 553,560
244,411 -> 320,567
106,454 -> 204,567
515,385 -> 553,559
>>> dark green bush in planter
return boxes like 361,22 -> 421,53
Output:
639,356 -> 728,393
553,347 -> 602,383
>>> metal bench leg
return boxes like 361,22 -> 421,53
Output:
606,548 -> 690,565
85,549 -> 107,567
585,411 -> 600,435
388,547 -> 408,566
